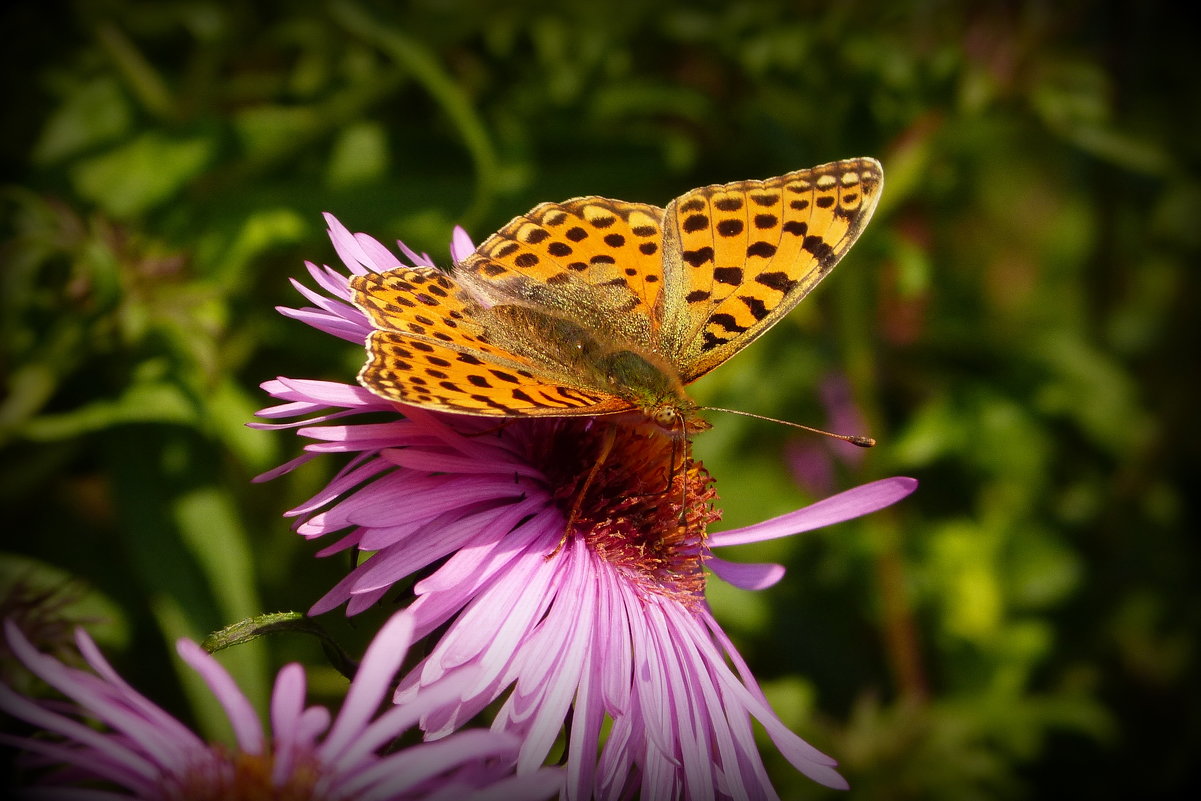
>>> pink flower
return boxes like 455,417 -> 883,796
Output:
0,612 -> 561,800
253,215 -> 918,799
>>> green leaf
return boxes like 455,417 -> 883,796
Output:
233,105 -> 321,161
204,377 -> 279,472
205,207 -> 307,288
33,77 -> 132,165
70,132 -> 215,218
327,121 -> 390,188
22,380 -> 195,441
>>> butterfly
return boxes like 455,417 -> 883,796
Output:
349,157 -> 882,435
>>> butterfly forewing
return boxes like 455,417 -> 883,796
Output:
361,330 -> 635,417
458,198 -> 667,349
661,157 -> 883,383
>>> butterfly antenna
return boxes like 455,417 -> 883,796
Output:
699,406 -> 876,448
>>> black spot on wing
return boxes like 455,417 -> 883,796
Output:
740,295 -> 770,321
755,271 -> 796,293
713,267 -> 743,285
709,313 -> 748,334
746,241 -> 777,258
524,228 -> 550,244
716,219 -> 744,237
802,235 -> 836,269
682,246 -> 714,267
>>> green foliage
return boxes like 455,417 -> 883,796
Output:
2,0 -> 1197,797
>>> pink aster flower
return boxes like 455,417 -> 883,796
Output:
253,215 -> 918,799
0,612 -> 561,800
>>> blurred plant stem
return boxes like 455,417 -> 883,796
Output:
330,0 -> 500,230
96,22 -> 175,121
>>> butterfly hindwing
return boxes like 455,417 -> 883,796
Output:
360,330 -> 636,417
351,268 -> 636,417
661,157 -> 883,383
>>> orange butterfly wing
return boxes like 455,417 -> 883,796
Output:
350,268 -> 636,417
660,157 -> 883,383
456,197 -> 667,350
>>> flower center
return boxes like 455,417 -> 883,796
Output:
167,747 -> 324,801
533,419 -> 721,603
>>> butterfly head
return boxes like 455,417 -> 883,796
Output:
647,403 -> 711,435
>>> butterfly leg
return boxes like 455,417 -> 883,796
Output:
626,420 -> 685,501
547,423 -> 617,559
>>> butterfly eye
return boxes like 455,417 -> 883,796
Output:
652,407 -> 679,428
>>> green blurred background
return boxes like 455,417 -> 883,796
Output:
2,1 -> 1197,798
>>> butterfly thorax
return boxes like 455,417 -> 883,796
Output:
596,348 -> 710,434
479,302 -> 707,429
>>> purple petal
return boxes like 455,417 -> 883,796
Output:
596,568 -> 632,715
354,231 -> 404,270
0,682 -> 163,786
308,260 -> 356,300
381,447 -> 544,479
3,624 -> 197,772
286,457 -> 390,516
507,550 -> 594,773
286,276 -> 353,317
707,557 -> 787,590
276,306 -> 370,342
73,627 -> 195,739
397,239 -> 436,268
710,476 -> 917,547
334,731 -> 518,800
267,377 -> 384,410
320,611 -> 414,760
177,640 -> 264,755
450,226 -> 475,263
453,770 -> 564,801
353,504 -> 533,589
269,663 -> 310,783
323,212 -> 373,276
